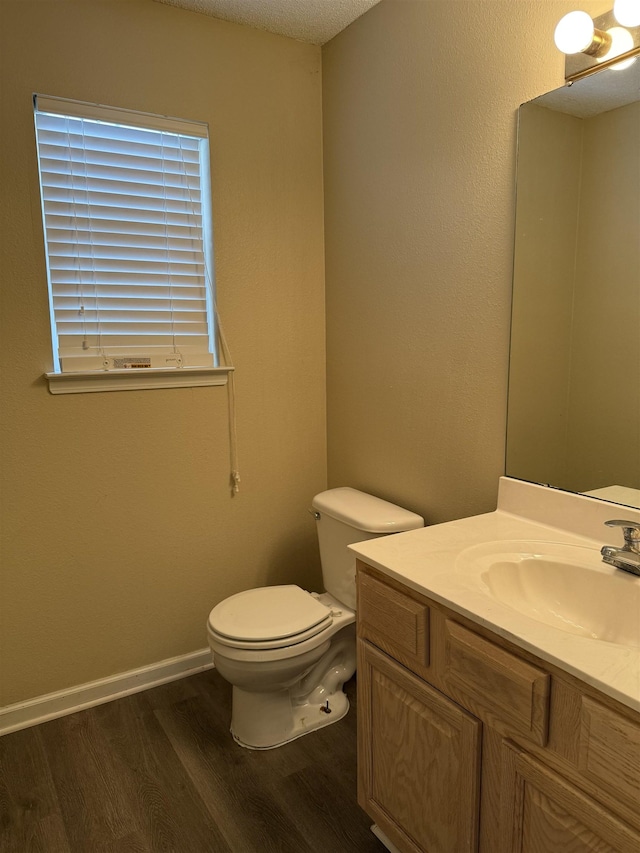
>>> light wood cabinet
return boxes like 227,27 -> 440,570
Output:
499,740 -> 640,853
356,561 -> 640,853
358,642 -> 481,853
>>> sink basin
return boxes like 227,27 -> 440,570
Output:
456,541 -> 640,648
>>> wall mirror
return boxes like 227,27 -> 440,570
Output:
507,61 -> 640,509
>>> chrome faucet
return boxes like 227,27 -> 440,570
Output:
601,519 -> 640,576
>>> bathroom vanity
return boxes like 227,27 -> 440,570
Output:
351,478 -> 640,853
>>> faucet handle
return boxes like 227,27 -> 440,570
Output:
604,519 -> 640,551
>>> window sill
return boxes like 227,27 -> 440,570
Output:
45,366 -> 233,395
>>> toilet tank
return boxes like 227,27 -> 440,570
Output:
311,487 -> 424,611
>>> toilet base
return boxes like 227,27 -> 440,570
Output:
230,684 -> 350,750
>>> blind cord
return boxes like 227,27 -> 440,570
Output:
180,132 -> 241,496
66,116 -> 89,352
78,116 -> 104,362
160,131 -> 179,361
213,299 -> 240,495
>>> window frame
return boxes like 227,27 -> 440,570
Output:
33,95 -> 232,394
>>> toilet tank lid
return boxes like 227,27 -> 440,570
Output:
312,487 -> 424,533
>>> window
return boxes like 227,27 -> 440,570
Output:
33,95 -> 230,393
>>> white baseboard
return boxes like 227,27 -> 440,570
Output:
0,648 -> 214,737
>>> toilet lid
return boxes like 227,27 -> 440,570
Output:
209,585 -> 332,643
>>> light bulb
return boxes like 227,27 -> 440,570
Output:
554,10 -> 595,54
613,0 -> 640,27
599,26 -> 636,68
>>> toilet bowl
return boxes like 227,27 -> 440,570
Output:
208,587 -> 356,748
207,488 -> 424,749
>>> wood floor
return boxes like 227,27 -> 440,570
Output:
0,670 -> 385,853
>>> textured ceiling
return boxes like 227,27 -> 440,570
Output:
532,59 -> 640,118
154,0 -> 382,44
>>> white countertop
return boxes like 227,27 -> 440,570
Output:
350,478 -> 640,712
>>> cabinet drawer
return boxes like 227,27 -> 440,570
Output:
579,697 -> 640,815
358,571 -> 429,669
443,619 -> 550,746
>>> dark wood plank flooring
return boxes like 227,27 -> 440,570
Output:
0,670 -> 385,852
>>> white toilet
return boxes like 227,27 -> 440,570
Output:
207,487 -> 424,749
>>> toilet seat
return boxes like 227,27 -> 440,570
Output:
208,585 -> 334,651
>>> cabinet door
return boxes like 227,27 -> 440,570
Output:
500,740 -> 640,853
358,642 -> 481,853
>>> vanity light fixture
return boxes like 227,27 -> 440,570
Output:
554,10 -> 611,56
605,25 -> 637,68
614,0 -> 640,27
554,5 -> 640,82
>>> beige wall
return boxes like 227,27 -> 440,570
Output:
508,104 -> 584,488
322,0 -> 607,524
567,101 -> 640,491
506,101 -> 639,494
0,0 -> 326,707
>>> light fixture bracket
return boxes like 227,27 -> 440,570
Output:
564,8 -> 640,82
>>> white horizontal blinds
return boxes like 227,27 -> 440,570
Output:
34,96 -> 215,371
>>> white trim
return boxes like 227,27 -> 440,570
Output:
34,94 -> 209,137
0,648 -> 214,737
45,366 -> 233,394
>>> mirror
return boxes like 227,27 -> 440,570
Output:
507,62 -> 640,509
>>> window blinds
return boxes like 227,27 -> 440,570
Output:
34,95 -> 216,372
